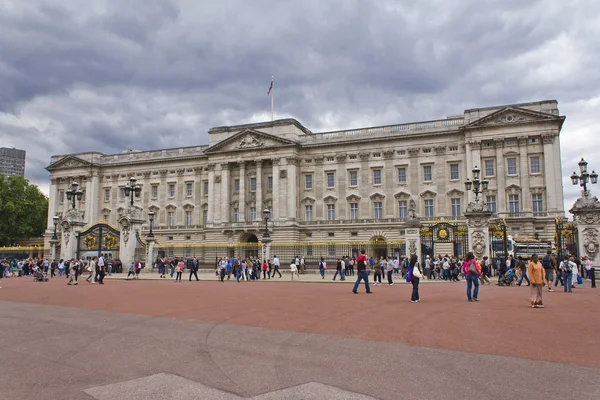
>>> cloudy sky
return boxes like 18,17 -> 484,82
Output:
1,0 -> 599,213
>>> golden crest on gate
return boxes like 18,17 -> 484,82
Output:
104,235 -> 117,250
438,228 -> 448,240
85,235 -> 97,250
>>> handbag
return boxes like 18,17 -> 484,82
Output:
413,263 -> 423,279
577,275 -> 583,285
467,261 -> 478,275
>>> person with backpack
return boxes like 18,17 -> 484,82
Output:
461,252 -> 480,302
528,254 -> 546,308
352,250 -> 372,294
406,254 -> 422,302
561,256 -> 576,293
541,251 -> 556,292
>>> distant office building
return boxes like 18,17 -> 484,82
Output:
0,147 -> 26,177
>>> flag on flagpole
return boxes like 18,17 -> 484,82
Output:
267,77 -> 274,95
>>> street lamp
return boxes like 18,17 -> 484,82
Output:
262,208 -> 271,240
52,216 -> 59,240
65,181 -> 83,209
571,158 -> 598,196
464,166 -> 489,202
147,212 -> 155,239
124,176 -> 142,206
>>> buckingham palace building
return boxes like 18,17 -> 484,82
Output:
44,99 -> 566,266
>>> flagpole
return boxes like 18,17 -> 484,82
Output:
271,76 -> 274,122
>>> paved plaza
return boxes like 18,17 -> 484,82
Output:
1,276 -> 599,400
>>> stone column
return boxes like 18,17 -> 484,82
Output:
271,158 -> 280,221
47,178 -> 58,229
542,133 -> 558,212
494,139 -> 506,212
464,201 -> 493,260
59,209 -> 85,260
87,169 -> 100,223
239,162 -> 246,222
570,194 -> 600,267
146,238 -> 155,273
518,137 -> 531,212
220,163 -> 230,223
256,160 -> 263,220
118,205 -> 144,268
404,217 -> 421,260
50,239 -> 59,262
287,157 -> 299,221
207,164 -> 215,225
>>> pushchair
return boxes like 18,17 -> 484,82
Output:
32,266 -> 49,282
497,270 -> 516,286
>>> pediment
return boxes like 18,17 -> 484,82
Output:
323,195 -> 338,202
149,205 -> 160,212
46,155 -> 92,171
506,184 -> 521,190
301,196 -> 316,204
204,129 -> 298,154
101,208 -> 111,214
420,190 -> 437,197
465,106 -> 564,129
346,194 -> 361,202
369,192 -> 386,200
182,203 -> 195,210
165,204 -> 177,211
394,191 -> 411,199
446,189 -> 464,197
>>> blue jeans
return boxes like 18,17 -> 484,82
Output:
352,271 -> 371,292
564,274 -> 573,292
466,274 -> 479,301
518,271 -> 530,286
320,268 -> 325,278
333,270 -> 341,280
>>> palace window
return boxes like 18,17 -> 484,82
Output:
103,214 -> 109,222
484,159 -> 495,177
233,179 -> 240,193
327,172 -> 335,188
203,181 -> 209,196
250,207 -> 256,221
202,210 -> 208,225
327,204 -> 336,220
507,158 -> 518,176
250,177 -> 257,192
185,211 -> 193,227
305,205 -> 313,222
350,203 -> 358,220
532,193 -> 544,215
233,208 -> 239,223
267,176 -> 273,190
104,189 -> 110,201
424,199 -> 434,217
119,188 -> 126,200
530,156 -> 541,174
168,184 -> 175,197
451,198 -> 461,218
186,182 -> 193,196
152,185 -> 158,198
374,202 -> 383,219
59,190 -> 64,204
305,174 -> 313,189
486,195 -> 497,214
450,164 -> 459,180
509,194 -> 520,214
349,171 -> 358,187
398,200 -> 407,218
168,211 -> 175,227
398,167 -> 406,184
373,169 -> 382,185
423,165 -> 432,182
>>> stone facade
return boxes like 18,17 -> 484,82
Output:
44,100 -> 566,261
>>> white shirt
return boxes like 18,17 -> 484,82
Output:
273,257 -> 280,267
569,261 -> 578,277
300,258 -> 305,265
98,256 -> 105,267
340,260 -> 345,270
290,263 -> 298,272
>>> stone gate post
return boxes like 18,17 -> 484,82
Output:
118,205 -> 144,269
404,215 -> 421,261
464,200 -> 493,260
570,194 -> 600,267
60,209 -> 86,260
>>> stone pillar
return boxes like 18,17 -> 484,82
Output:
256,160 -> 263,220
207,164 -> 215,225
570,194 -> 600,267
50,239 -> 59,262
239,162 -> 246,222
59,209 -> 85,260
118,205 -> 144,269
494,139 -> 506,212
262,238 -> 272,263
404,217 -> 421,261
271,158 -> 280,221
146,238 -> 155,273
518,137 -> 531,211
542,133 -> 558,212
287,157 -> 298,221
464,201 -> 493,260
47,178 -> 58,229
220,163 -> 230,223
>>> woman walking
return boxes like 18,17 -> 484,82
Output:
175,259 -> 184,282
319,257 -> 327,279
409,254 -> 422,302
386,256 -> 394,285
527,254 -> 546,308
462,252 -> 480,302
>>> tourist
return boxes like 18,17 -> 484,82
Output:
386,256 -> 394,285
517,257 -> 530,286
528,254 -> 546,308
97,258 -> 106,284
271,255 -> 282,278
372,257 -> 382,286
319,257 -> 327,279
58,259 -> 65,277
408,254 -> 422,302
393,257 -> 400,279
560,256 -> 575,293
333,258 -> 342,281
175,259 -> 184,282
584,256 -> 593,280
67,259 -> 78,285
462,252 -> 480,302
347,256 -> 354,276
134,259 -> 142,279
50,259 -> 57,278
541,251 -> 556,292
290,260 -> 300,280
299,256 -> 305,274
126,262 -> 136,280
352,250 -> 371,294
85,258 -> 96,283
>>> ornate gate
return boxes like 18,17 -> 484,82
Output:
76,223 -> 120,260
489,219 -> 509,259
555,218 -> 578,260
420,222 -> 469,260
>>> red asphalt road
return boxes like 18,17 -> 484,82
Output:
1,277 -> 599,368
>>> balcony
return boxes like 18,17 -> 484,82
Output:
497,211 -> 559,218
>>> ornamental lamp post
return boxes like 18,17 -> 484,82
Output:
262,208 -> 271,262
65,181 -> 83,209
464,166 -> 489,203
52,216 -> 59,240
124,176 -> 142,206
147,212 -> 155,239
570,158 -> 598,196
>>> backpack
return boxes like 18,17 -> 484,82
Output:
562,261 -> 572,274
542,256 -> 552,270
467,260 -> 478,275
406,265 -> 413,282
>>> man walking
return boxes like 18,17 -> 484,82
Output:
189,257 -> 199,281
271,255 -> 282,278
352,250 -> 372,294
542,251 -> 556,292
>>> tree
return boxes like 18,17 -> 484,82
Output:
0,175 -> 49,246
